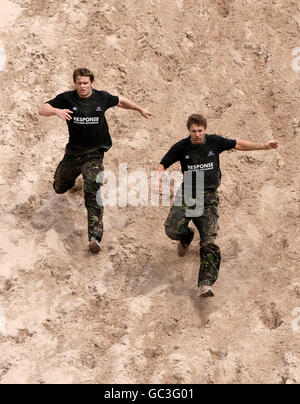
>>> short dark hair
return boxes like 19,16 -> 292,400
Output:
73,68 -> 94,83
187,114 -> 207,130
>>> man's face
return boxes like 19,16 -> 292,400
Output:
189,124 -> 206,144
75,76 -> 93,98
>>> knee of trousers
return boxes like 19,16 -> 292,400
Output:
200,242 -> 221,257
200,237 -> 218,248
84,180 -> 101,195
84,187 -> 100,203
84,189 -> 103,210
164,224 -> 181,240
53,181 -> 69,195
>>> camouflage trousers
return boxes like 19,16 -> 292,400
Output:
53,150 -> 104,243
164,190 -> 221,287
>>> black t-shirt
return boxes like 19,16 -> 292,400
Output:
160,135 -> 237,191
47,89 -> 119,154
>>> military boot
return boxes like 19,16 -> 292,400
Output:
198,285 -> 214,298
89,237 -> 101,254
177,229 -> 195,257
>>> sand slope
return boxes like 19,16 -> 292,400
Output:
0,0 -> 299,384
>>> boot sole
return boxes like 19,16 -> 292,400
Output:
199,288 -> 214,298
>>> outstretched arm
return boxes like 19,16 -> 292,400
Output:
117,96 -> 152,119
235,139 -> 279,151
39,103 -> 73,121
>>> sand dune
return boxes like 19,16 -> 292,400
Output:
0,0 -> 299,384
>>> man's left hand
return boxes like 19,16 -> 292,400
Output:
140,109 -> 152,119
265,140 -> 279,150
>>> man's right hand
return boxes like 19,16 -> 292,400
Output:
151,173 -> 163,194
153,164 -> 165,194
55,109 -> 73,121
158,178 -> 162,193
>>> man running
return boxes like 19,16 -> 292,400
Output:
39,68 -> 152,254
157,114 -> 278,297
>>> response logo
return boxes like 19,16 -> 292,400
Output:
73,117 -> 99,125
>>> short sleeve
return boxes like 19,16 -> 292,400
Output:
46,92 -> 68,109
160,143 -> 182,169
104,91 -> 119,110
215,135 -> 236,153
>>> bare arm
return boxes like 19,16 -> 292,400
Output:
117,96 -> 152,119
235,139 -> 279,151
38,103 -> 73,121
155,164 -> 166,193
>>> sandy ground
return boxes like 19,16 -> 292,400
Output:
0,0 -> 299,384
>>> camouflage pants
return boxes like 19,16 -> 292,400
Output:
164,190 -> 221,287
53,150 -> 104,243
